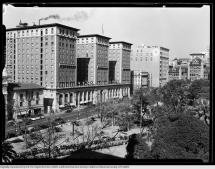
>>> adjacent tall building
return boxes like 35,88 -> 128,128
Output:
108,41 -> 132,84
131,44 -> 169,88
77,34 -> 111,85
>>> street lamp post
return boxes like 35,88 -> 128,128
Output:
140,73 -> 143,135
77,105 -> 80,120
140,95 -> 142,134
72,121 -> 75,136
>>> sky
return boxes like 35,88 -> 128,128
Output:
3,5 -> 210,60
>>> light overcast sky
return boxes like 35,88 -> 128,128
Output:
3,5 -> 210,60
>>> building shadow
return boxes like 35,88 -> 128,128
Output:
64,149 -> 123,159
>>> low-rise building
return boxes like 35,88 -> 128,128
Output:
131,71 -> 150,90
168,65 -> 180,81
168,56 -> 209,81
6,83 -> 44,120
188,57 -> 204,81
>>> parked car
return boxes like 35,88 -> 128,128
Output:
65,109 -> 73,113
16,119 -> 23,123
25,118 -> 33,125
30,117 -> 37,121
54,118 -> 65,124
39,115 -> 45,119
27,127 -> 35,132
39,124 -> 49,129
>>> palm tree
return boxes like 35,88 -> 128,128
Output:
2,141 -> 17,163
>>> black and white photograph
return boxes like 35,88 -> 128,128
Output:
1,2 -> 212,165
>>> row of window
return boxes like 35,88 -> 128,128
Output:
190,66 -> 201,69
17,47 -> 55,53
59,48 -> 74,54
135,53 -> 153,57
77,45 -> 95,50
15,36 -> 54,42
59,29 -> 76,37
15,28 -> 55,37
18,76 -> 40,80
59,65 -> 75,69
59,42 -> 74,48
77,37 -> 95,43
132,57 -> 153,62
58,82 -> 76,88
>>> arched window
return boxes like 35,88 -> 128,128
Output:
65,94 -> 68,104
59,94 -> 63,105
70,93 -> 73,103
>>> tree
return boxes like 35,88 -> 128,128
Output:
25,116 -> 66,159
148,87 -> 162,106
159,79 -> 190,113
78,122 -> 104,150
125,134 -> 150,159
2,141 -> 17,163
131,110 -> 209,161
126,79 -> 210,161
152,112 -> 209,161
131,88 -> 151,132
125,93 -> 210,161
188,79 -> 209,101
187,99 -> 210,126
114,102 -> 134,131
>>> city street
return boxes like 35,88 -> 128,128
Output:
6,107 -> 96,133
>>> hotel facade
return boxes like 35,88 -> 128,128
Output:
5,22 -> 131,115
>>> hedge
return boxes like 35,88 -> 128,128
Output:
17,135 -> 129,159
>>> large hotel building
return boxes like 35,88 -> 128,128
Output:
6,23 -> 79,88
4,22 -> 131,116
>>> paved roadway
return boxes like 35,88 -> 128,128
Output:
6,106 -> 98,133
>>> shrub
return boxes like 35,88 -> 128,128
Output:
7,132 -> 17,139
19,129 -> 31,135
54,118 -> 66,124
168,114 -> 180,122
39,124 -> 49,129
85,119 -> 94,126
29,132 -> 41,140
19,151 -> 31,158
25,119 -> 32,125
31,148 -> 38,156
54,127 -> 62,132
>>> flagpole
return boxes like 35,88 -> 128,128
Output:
102,24 -> 104,35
